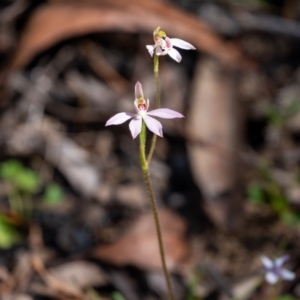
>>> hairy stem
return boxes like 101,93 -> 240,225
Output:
147,54 -> 160,163
142,168 -> 175,300
154,54 -> 160,109
139,119 -> 175,300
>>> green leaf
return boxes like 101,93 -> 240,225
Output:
0,160 -> 23,180
277,295 -> 296,300
44,183 -> 64,206
280,211 -> 300,226
112,291 -> 126,300
0,215 -> 20,249
15,169 -> 39,194
247,182 -> 265,203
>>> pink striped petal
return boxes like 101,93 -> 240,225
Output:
106,112 -> 135,126
129,116 -> 142,139
147,108 -> 184,119
143,115 -> 163,137
167,48 -> 182,62
170,38 -> 196,50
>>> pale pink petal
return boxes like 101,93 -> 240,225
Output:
135,81 -> 144,99
261,256 -> 273,269
280,269 -> 295,281
106,112 -> 135,126
167,48 -> 182,62
165,37 -> 172,49
170,38 -> 196,50
146,45 -> 154,57
147,108 -> 184,119
143,115 -> 163,137
266,272 -> 278,284
129,116 -> 142,139
275,255 -> 289,267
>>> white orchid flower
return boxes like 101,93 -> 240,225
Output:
146,27 -> 196,63
105,82 -> 184,139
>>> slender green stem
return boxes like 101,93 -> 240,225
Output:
139,121 -> 147,170
147,54 -> 160,164
147,135 -> 157,164
139,119 -> 175,300
153,54 -> 160,109
142,168 -> 175,300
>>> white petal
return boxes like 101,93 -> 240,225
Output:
147,108 -> 184,119
168,48 -> 182,63
164,37 -> 172,50
106,112 -> 134,126
146,45 -> 154,57
170,38 -> 196,50
159,38 -> 167,50
261,256 -> 273,269
275,255 -> 289,267
129,116 -> 142,139
280,269 -> 296,281
143,115 -> 163,137
265,272 -> 278,284
155,46 -> 164,56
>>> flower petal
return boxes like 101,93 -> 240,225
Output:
146,45 -> 154,57
265,272 -> 278,285
167,48 -> 182,62
147,108 -> 184,119
158,38 -> 167,49
170,38 -> 196,50
261,256 -> 273,269
106,112 -> 135,126
135,81 -> 144,99
129,116 -> 142,139
275,255 -> 289,268
280,269 -> 296,281
155,46 -> 164,56
143,115 -> 163,137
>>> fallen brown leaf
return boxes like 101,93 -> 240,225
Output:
48,261 -> 108,288
91,209 -> 190,272
9,0 -> 248,70
186,57 -> 242,229
31,255 -> 83,298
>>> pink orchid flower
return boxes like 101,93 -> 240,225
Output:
105,82 -> 184,139
146,27 -> 195,63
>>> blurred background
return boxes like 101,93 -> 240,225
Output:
1,0 -> 300,299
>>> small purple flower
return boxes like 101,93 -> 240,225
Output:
146,27 -> 195,63
105,82 -> 184,139
261,255 -> 296,285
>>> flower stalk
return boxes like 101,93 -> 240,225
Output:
105,26 -> 195,300
139,119 -> 175,300
147,54 -> 160,163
